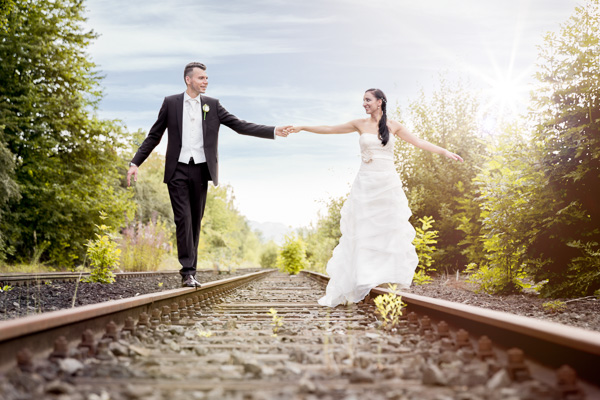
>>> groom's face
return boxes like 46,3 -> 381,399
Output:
186,68 -> 208,94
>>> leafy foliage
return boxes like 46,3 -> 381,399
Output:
466,126 -> 550,294
85,212 -> 119,283
268,308 -> 284,336
373,284 -> 406,330
544,241 -> 600,297
542,300 -> 567,313
393,78 -> 486,273
1,284 -> 13,293
0,126 -> 19,259
455,2 -> 600,297
277,234 -> 309,275
526,0 -> 600,296
0,0 -> 14,30
0,0 -> 133,267
412,216 -> 439,285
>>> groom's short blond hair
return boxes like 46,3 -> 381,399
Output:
184,62 -> 206,80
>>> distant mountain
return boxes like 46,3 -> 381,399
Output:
249,221 -> 294,245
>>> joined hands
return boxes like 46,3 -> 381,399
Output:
276,125 -> 293,137
275,126 -> 300,137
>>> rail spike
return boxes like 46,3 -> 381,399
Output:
48,336 -> 69,363
121,316 -> 137,338
179,299 -> 189,319
556,365 -> 584,400
170,302 -> 181,324
78,329 -> 97,358
102,321 -> 120,342
506,348 -> 531,382
137,312 -> 150,333
477,335 -> 495,361
161,305 -> 171,325
436,321 -> 451,340
16,348 -> 34,373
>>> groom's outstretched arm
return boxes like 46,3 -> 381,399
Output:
216,100 -> 285,139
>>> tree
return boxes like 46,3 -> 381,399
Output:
0,0 -> 14,31
463,1 -> 600,297
0,127 -> 20,259
527,0 -> 600,296
0,0 -> 133,266
468,125 -> 551,294
394,78 -> 486,273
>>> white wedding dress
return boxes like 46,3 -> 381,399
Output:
318,133 -> 419,307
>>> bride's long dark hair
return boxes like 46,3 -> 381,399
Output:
365,88 -> 389,146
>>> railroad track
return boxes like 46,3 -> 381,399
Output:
307,272 -> 600,385
0,269 -> 249,287
0,269 -> 599,399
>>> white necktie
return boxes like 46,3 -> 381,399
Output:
188,99 -> 199,120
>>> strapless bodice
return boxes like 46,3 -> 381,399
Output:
359,133 -> 395,163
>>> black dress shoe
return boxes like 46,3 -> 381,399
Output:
182,275 -> 201,288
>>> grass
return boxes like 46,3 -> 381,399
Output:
0,263 -> 59,274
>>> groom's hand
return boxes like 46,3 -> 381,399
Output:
127,164 -> 138,187
276,125 -> 293,137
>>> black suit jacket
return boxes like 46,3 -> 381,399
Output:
131,93 -> 275,186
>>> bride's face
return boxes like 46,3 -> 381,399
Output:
363,92 -> 382,114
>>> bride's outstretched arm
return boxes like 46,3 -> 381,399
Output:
393,122 -> 463,162
288,120 -> 359,134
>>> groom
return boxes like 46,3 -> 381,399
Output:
127,62 -> 290,287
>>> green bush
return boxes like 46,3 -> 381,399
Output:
412,216 -> 438,285
465,263 -> 511,294
85,212 -> 120,283
277,234 -> 308,275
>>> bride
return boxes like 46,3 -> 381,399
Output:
289,88 -> 463,307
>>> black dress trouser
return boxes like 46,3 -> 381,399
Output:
167,160 -> 210,278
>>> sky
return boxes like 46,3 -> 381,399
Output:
84,0 -> 580,228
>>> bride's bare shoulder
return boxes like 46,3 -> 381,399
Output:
387,119 -> 404,134
352,118 -> 371,133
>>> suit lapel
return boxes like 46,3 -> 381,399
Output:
176,92 -> 184,138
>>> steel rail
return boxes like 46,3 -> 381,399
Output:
0,269 -> 274,373
0,269 -> 258,286
302,270 -> 600,386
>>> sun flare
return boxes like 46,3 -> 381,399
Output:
481,69 -> 532,122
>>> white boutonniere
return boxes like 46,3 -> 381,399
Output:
202,104 -> 210,120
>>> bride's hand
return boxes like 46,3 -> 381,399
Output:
287,126 -> 302,134
444,150 -> 464,162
